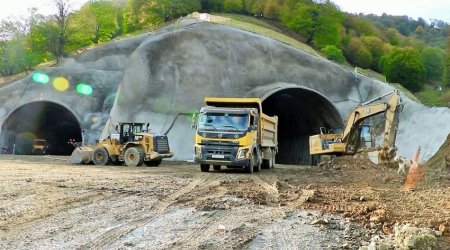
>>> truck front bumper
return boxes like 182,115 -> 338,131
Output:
194,144 -> 250,167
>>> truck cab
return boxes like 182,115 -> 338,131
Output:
193,97 -> 278,173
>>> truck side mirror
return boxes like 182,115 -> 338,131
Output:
191,113 -> 199,130
248,125 -> 257,131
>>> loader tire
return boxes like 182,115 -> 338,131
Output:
144,159 -> 162,167
92,147 -> 110,166
124,147 -> 144,167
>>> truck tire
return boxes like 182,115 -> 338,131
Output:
245,154 -> 255,173
93,147 -> 110,166
262,150 -> 272,169
270,149 -> 275,169
144,159 -> 162,166
200,164 -> 210,172
213,165 -> 221,171
124,147 -> 144,167
253,152 -> 261,172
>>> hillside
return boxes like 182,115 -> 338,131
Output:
1,6 -> 449,107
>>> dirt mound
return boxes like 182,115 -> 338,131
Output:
421,133 -> 450,187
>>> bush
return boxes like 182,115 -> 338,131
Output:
321,45 -> 346,63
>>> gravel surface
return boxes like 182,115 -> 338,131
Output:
0,155 -> 448,249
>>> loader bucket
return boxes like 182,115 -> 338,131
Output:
70,146 -> 94,164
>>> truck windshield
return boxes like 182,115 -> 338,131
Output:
198,113 -> 248,131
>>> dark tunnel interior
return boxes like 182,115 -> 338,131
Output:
262,88 -> 343,165
2,101 -> 82,155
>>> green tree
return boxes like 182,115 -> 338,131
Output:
0,13 -> 44,76
244,0 -> 264,15
71,1 -> 119,46
343,14 -> 376,37
201,0 -> 224,12
420,47 -> 444,81
263,0 -> 281,19
145,0 -> 201,23
383,47 -> 425,91
321,45 -> 345,63
361,36 -> 385,71
280,0 -> 343,48
344,37 -> 372,68
385,28 -> 400,46
122,0 -> 147,32
28,19 -> 62,62
52,0 -> 73,63
224,0 -> 243,13
444,32 -> 450,87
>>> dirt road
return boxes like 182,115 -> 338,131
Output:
0,155 -> 449,249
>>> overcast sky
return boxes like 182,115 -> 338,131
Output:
332,0 -> 450,22
0,0 -> 88,22
1,0 -> 449,23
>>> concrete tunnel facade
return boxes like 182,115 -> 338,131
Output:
1,18 -> 450,163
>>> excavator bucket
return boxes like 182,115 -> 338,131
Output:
367,151 -> 380,165
70,146 -> 94,164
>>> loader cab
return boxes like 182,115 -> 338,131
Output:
118,122 -> 145,144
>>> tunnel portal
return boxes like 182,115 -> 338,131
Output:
261,87 -> 343,165
1,101 -> 82,155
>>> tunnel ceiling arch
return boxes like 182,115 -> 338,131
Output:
251,84 -> 343,165
2,101 -> 82,155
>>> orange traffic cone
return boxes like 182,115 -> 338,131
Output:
403,146 -> 423,191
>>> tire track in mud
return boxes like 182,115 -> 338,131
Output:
0,191 -> 112,232
79,172 -> 210,250
163,210 -> 228,249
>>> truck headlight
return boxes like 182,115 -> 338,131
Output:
195,146 -> 202,158
236,148 -> 249,159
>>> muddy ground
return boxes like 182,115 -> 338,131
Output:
0,155 -> 449,249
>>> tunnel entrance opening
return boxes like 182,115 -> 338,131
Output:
1,101 -> 82,155
261,87 -> 343,165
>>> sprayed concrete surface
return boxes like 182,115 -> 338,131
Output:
0,155 -> 449,249
0,18 -> 449,164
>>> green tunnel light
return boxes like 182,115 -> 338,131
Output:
32,72 -> 49,84
76,83 -> 93,95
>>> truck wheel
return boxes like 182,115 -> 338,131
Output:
213,165 -> 221,171
200,164 -> 210,172
93,147 -> 110,166
124,147 -> 144,167
270,149 -> 275,169
144,159 -> 162,167
262,150 -> 272,169
245,154 -> 254,173
253,153 -> 261,172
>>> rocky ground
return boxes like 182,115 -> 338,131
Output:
0,153 -> 449,250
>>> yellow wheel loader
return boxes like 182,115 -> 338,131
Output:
70,122 -> 173,167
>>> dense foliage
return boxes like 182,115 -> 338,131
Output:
1,0 -> 449,95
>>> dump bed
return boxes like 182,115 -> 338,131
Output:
260,113 -> 278,148
204,97 -> 278,148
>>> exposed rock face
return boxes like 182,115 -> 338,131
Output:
0,18 -> 449,162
